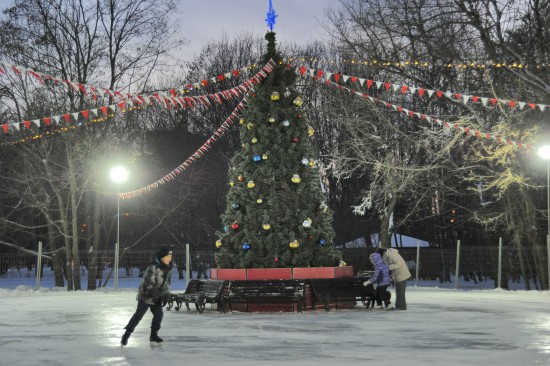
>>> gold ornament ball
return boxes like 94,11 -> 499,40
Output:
308,126 -> 315,136
247,181 -> 256,188
293,96 -> 304,106
291,174 -> 302,184
289,240 -> 300,248
251,137 -> 258,144
215,240 -> 222,248
256,198 -> 263,204
239,118 -> 245,125
269,117 -> 276,123
262,223 -> 271,230
271,91 -> 281,101
246,122 -> 254,130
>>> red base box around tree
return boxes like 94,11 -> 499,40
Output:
210,266 -> 353,280
209,267 -> 355,312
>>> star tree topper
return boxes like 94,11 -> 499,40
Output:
265,0 -> 278,32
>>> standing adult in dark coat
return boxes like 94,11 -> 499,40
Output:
121,245 -> 173,346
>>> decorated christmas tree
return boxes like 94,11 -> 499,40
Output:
214,32 -> 341,269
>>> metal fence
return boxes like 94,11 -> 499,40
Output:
0,245 -> 547,291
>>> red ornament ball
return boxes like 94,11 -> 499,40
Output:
292,137 -> 299,143
231,222 -> 240,230
274,257 -> 279,263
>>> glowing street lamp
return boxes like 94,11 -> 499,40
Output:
538,145 -> 550,290
110,166 -> 129,290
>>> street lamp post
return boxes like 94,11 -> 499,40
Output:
110,166 -> 129,290
538,145 -> 550,290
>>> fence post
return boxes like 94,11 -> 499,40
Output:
455,239 -> 461,289
185,243 -> 190,288
35,241 -> 42,291
498,237 -> 502,289
415,240 -> 420,286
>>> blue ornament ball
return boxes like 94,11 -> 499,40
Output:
231,202 -> 240,210
253,155 -> 262,162
242,243 -> 251,250
319,239 -> 326,246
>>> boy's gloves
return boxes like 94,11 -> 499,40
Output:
363,280 -> 372,286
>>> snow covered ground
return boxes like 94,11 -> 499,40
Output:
1,279 -> 549,366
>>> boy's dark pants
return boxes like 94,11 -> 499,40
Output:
124,301 -> 163,332
374,285 -> 390,306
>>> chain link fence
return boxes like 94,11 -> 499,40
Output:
0,245 -> 547,290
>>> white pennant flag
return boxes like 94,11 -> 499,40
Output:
427,90 -> 434,97
518,102 -> 526,110
32,119 -> 41,127
409,87 -> 417,95
90,108 -> 98,116
462,95 -> 471,104
12,123 -> 20,131
538,104 -> 547,111
325,72 -> 333,81
358,78 -> 365,86
375,81 -> 383,89
52,116 -> 60,125
444,91 -> 453,99
342,75 -> 350,83
480,98 -> 489,106
72,112 -> 79,121
392,84 -> 400,93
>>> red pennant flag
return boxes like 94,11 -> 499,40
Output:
117,101 -> 126,110
384,82 -> 391,91
299,66 -> 306,75
367,80 -> 373,89
401,86 -> 408,94
81,110 -> 89,119
63,114 -> 71,122
201,79 -> 208,86
99,106 -> 108,115
489,98 -> 498,105
43,117 -> 51,126
1,124 -> 7,133
333,73 -> 341,82
232,69 -> 239,78
509,100 -> 516,109
453,93 -> 461,100
397,107 -> 403,113
472,96 -> 479,103
351,76 -> 357,83
217,74 -> 224,81
418,88 -> 425,97
436,91 -> 444,98
23,121 -> 31,129
528,103 -> 536,109
316,70 -> 324,79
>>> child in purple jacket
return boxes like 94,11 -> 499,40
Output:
363,252 -> 391,309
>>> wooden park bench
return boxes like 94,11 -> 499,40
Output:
309,277 -> 375,311
166,279 -> 227,314
222,279 -> 307,313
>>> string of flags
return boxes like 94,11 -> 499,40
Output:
0,61 -> 262,106
299,68 -> 533,152
295,66 -> 550,112
0,60 -> 275,136
118,92 -> 255,200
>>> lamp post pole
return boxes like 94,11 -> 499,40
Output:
115,183 -> 120,290
110,166 -> 129,291
538,146 -> 550,290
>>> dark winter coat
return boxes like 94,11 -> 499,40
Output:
369,252 -> 391,286
136,258 -> 172,305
